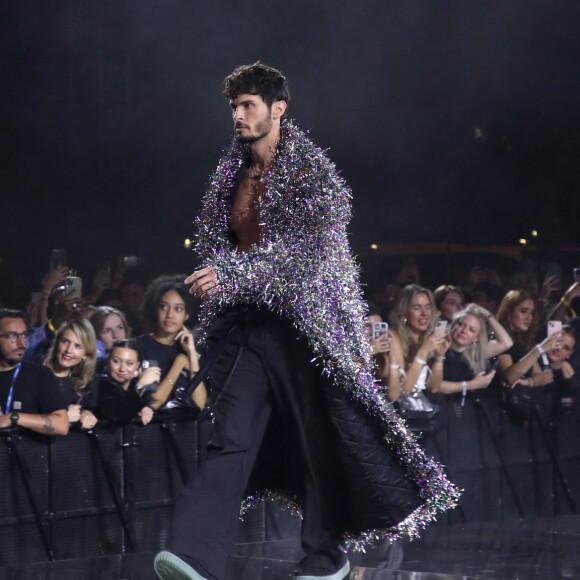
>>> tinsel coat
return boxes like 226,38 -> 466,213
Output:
193,119 -> 460,548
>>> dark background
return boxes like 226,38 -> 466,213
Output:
1,0 -> 580,298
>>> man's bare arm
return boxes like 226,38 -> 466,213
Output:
0,409 -> 70,435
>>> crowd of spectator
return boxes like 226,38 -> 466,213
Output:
1,255 -> 580,437
365,260 -> 580,427
0,260 -> 207,436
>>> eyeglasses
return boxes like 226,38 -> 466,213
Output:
0,331 -> 30,343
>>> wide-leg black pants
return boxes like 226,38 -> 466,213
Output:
170,307 -> 349,580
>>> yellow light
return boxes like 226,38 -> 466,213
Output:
519,238 -> 527,245
531,230 -> 538,237
184,238 -> 192,249
370,244 -> 378,250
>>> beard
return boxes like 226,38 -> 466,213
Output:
235,115 -> 273,144
2,349 -> 25,366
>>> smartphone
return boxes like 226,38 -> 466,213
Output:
123,256 -> 141,268
65,276 -> 82,300
546,263 -> 562,285
547,320 -> 562,337
50,249 -> 68,271
574,268 -> 580,283
373,322 -> 389,339
435,320 -> 448,337
141,360 -> 159,370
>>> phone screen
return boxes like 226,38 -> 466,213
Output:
435,320 -> 448,336
66,276 -> 82,300
547,320 -> 562,337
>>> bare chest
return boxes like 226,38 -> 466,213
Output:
229,175 -> 265,251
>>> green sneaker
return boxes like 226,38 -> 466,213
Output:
153,551 -> 209,580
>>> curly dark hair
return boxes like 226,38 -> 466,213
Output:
223,61 -> 290,108
141,275 -> 192,332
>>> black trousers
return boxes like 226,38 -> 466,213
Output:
170,307 -> 348,580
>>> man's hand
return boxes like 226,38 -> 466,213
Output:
0,410 -> 69,435
185,267 -> 219,300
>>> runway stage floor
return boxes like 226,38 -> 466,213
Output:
3,515 -> 579,579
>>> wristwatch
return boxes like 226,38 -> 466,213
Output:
10,412 -> 20,427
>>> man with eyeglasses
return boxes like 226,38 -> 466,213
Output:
0,309 -> 69,435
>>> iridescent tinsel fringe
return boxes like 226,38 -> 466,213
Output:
193,119 -> 461,549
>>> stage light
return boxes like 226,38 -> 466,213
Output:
519,238 -> 527,245
370,244 -> 378,250
184,238 -> 192,249
531,230 -> 538,237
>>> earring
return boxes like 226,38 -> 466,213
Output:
472,342 -> 478,348
402,317 -> 408,324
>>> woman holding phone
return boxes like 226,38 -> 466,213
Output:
496,289 -> 563,389
365,305 -> 403,401
389,284 -> 450,395
134,275 -> 206,411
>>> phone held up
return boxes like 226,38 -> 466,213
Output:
65,276 -> 82,300
373,322 -> 389,340
547,320 -> 562,337
434,320 -> 448,337
141,360 -> 159,371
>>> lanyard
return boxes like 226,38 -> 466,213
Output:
3,363 -> 21,415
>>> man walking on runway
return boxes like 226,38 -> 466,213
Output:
154,62 -> 459,580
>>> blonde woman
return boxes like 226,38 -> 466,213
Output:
44,318 -> 99,429
439,304 -> 512,395
389,284 -> 450,395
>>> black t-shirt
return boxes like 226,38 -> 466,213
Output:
54,375 -> 78,406
134,334 -> 183,377
443,348 -> 475,382
0,362 -> 68,414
